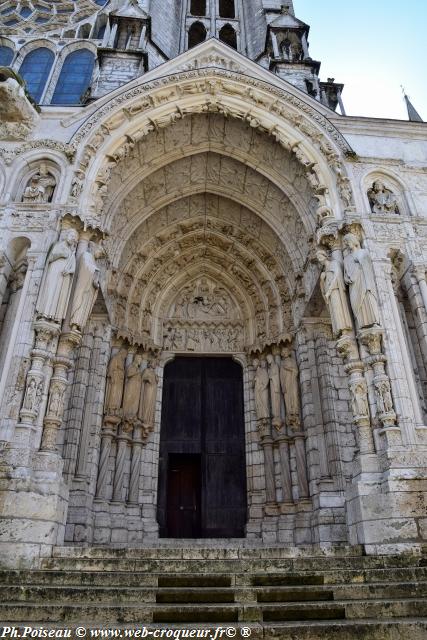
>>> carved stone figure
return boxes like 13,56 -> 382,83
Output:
48,383 -> 63,417
253,358 -> 270,420
36,229 -> 78,322
266,354 -> 281,424
350,382 -> 369,419
105,348 -> 127,415
139,363 -> 158,434
70,242 -> 102,330
375,380 -> 394,414
22,165 -> 56,203
343,233 -> 381,329
123,354 -> 143,420
317,248 -> 353,337
280,347 -> 300,422
22,378 -> 37,412
367,181 -> 399,215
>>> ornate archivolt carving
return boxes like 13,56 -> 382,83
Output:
0,140 -> 75,166
69,71 -> 353,220
103,196 -> 293,351
90,115 -> 318,236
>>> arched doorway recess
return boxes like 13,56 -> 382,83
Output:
63,102 -> 354,546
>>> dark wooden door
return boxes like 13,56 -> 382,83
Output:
158,357 -> 246,538
167,454 -> 201,538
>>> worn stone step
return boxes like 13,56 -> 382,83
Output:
262,620 -> 427,640
156,588 -> 235,603
334,581 -> 427,600
40,555 -> 424,574
261,602 -> 346,622
152,604 -> 239,623
342,598 -> 427,620
0,585 -> 156,605
0,570 -> 157,587
52,544 -> 363,560
158,575 -> 232,588
257,587 -> 334,602
252,574 -> 325,586
0,602 -> 152,625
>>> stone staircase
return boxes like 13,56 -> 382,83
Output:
1,544 -> 427,639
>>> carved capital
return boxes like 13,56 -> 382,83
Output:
359,327 -> 383,356
337,334 -> 359,363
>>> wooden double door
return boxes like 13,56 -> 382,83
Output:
157,357 -> 247,538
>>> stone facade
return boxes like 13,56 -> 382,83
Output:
0,0 -> 426,569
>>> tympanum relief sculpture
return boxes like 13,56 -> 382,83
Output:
163,277 -> 244,352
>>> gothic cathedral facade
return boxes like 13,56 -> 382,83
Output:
0,0 -> 427,569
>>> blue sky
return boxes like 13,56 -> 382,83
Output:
295,0 -> 426,121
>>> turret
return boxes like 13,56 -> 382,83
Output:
91,0 -> 150,99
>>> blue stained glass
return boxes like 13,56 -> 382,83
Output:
1,7 -> 14,14
19,47 -> 54,103
95,0 -> 107,5
97,24 -> 106,39
20,7 -> 32,18
4,19 -> 19,25
0,45 -> 14,66
51,49 -> 94,105
35,17 -> 49,23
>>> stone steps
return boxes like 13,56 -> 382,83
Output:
0,546 -> 426,637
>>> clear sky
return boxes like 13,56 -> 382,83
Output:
295,0 -> 426,121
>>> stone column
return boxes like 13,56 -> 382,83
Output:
271,32 -> 280,58
301,33 -> 309,59
128,422 -> 144,505
15,319 -> 60,453
96,416 -> 120,500
374,257 -> 421,442
258,419 -> 276,506
40,329 -> 81,452
359,328 -> 400,450
112,421 -> 132,503
0,255 -> 36,433
277,435 -> 293,503
337,334 -> 375,456
292,427 -> 309,499
412,265 -> 427,315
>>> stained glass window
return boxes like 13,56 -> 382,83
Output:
19,47 -> 54,102
51,49 -> 94,105
0,45 -> 14,66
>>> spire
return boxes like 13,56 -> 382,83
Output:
402,89 -> 424,123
